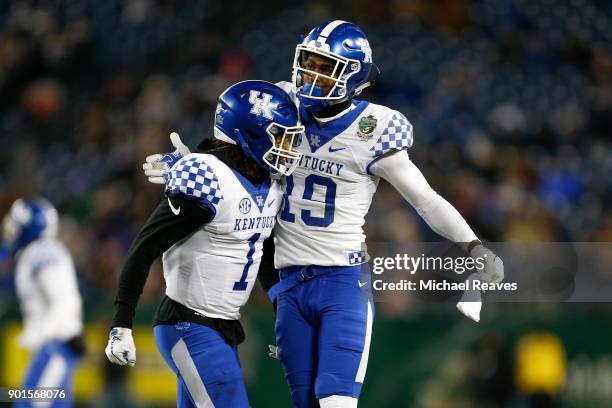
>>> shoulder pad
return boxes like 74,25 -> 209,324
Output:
166,154 -> 223,206
370,111 -> 413,158
274,81 -> 293,94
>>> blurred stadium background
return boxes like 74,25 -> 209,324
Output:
0,0 -> 611,406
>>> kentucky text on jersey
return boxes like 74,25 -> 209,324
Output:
233,215 -> 276,231
164,153 -> 282,320
297,154 -> 344,176
273,81 -> 414,269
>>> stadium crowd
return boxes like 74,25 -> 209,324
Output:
0,0 -> 610,315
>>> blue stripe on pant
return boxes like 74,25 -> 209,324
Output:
275,265 -> 374,408
154,322 -> 250,408
15,341 -> 80,408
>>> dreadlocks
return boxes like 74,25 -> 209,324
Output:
196,138 -> 268,184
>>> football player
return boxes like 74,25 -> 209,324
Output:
1,198 -> 84,408
271,21 -> 502,407
143,21 -> 504,408
105,80 -> 303,408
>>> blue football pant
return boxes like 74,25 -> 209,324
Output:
154,322 -> 250,408
275,265 -> 374,408
15,341 -> 80,408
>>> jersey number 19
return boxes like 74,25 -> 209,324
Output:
280,175 -> 337,227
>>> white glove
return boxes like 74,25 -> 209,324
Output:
456,280 -> 482,322
456,245 -> 503,322
105,327 -> 136,366
470,245 -> 504,284
143,132 -> 191,184
268,344 -> 279,360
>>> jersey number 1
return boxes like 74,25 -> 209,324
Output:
233,233 -> 261,291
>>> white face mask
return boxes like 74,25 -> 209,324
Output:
2,199 -> 30,247
263,122 -> 304,176
2,216 -> 19,248
291,45 -> 362,101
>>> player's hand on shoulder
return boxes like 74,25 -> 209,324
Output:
105,327 -> 136,366
143,132 -> 191,184
471,244 -> 504,284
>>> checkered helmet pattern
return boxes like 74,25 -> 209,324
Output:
166,156 -> 223,206
370,112 -> 413,157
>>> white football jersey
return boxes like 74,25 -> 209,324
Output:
15,238 -> 83,348
274,82 -> 413,268
163,153 -> 282,320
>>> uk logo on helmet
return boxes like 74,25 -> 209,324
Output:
248,91 -> 277,120
356,38 -> 372,63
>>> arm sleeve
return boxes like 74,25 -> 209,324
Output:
111,194 -> 214,328
257,232 -> 279,294
370,150 -> 479,243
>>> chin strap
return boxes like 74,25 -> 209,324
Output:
297,94 -> 330,113
353,81 -> 372,96
299,94 -> 353,119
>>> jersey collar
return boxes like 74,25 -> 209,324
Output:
300,100 -> 369,153
231,168 -> 272,214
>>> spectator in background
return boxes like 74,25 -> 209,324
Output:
0,0 -> 609,320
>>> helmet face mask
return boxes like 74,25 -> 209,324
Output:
2,213 -> 20,248
263,122 -> 304,176
292,20 -> 374,112
292,46 -> 361,101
